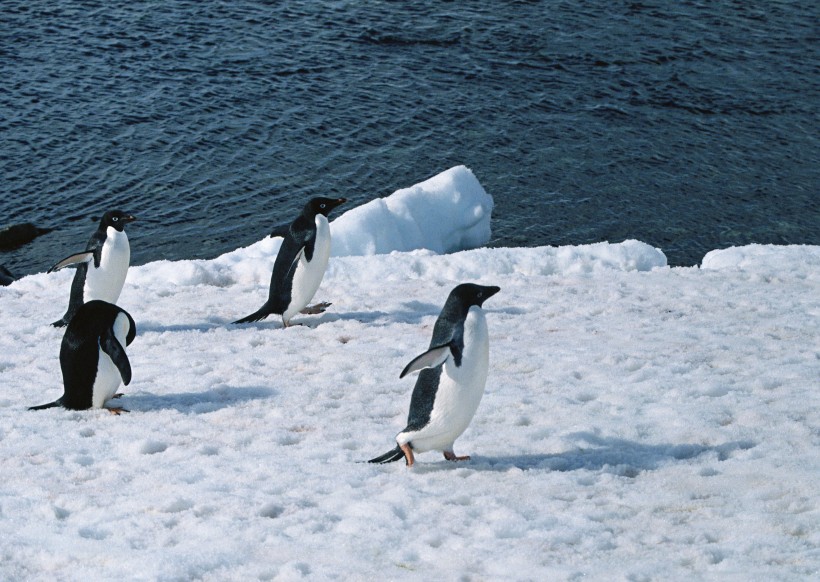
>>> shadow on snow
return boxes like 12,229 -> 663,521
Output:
122,385 -> 275,414
413,432 -> 757,475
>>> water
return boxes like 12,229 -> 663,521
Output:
1,0 -> 817,275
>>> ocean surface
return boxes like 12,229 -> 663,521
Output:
1,0 -> 817,275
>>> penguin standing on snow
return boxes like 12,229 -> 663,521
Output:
233,197 -> 346,327
49,210 -> 136,327
369,283 -> 500,467
29,300 -> 136,415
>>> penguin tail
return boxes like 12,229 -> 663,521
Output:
368,445 -> 405,464
232,304 -> 273,325
51,318 -> 68,328
28,400 -> 62,411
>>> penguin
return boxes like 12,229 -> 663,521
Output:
29,300 -> 136,414
369,283 -> 500,467
49,210 -> 136,327
233,197 -> 346,327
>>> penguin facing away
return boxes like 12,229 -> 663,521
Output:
233,197 -> 346,327
49,210 -> 136,327
30,300 -> 136,415
369,283 -> 500,467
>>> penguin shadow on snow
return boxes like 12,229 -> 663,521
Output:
323,300 -> 448,327
121,385 -> 275,414
135,321 -> 224,334
420,433 -> 758,474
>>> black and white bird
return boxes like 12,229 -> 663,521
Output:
369,283 -> 500,467
233,197 -> 346,327
49,210 -> 136,327
29,300 -> 136,414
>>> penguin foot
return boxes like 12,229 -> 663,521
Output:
106,407 -> 129,415
300,302 -> 332,315
112,393 -> 124,399
401,443 -> 415,467
443,451 -> 470,462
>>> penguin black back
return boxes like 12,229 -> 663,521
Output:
30,300 -> 136,412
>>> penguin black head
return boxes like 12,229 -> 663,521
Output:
304,197 -> 347,218
100,210 -> 137,232
450,283 -> 500,308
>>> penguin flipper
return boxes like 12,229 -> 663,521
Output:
269,223 -> 291,238
48,251 -> 94,273
286,247 -> 305,280
399,342 -> 457,378
368,445 -> 405,464
101,331 -> 132,385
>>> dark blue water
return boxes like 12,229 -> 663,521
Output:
1,1 -> 817,275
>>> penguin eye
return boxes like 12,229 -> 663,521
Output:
112,217 -> 119,222
320,203 -> 326,209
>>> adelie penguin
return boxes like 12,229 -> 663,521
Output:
233,197 -> 346,327
49,210 -> 136,327
29,300 -> 136,415
369,283 -> 500,467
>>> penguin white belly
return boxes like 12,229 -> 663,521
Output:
283,215 -> 331,322
90,313 -> 131,408
402,308 -> 490,452
84,228 -> 130,303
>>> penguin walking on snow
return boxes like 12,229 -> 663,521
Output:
29,300 -> 136,414
233,197 -> 346,327
49,210 -> 136,327
369,283 -> 500,467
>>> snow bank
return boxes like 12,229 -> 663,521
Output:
330,165 -> 493,256
702,244 -> 820,278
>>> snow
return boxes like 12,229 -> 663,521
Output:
330,165 -> 493,257
1,167 -> 818,581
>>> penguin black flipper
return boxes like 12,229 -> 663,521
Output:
267,227 -> 315,310
368,445 -> 405,464
399,342 -> 459,378
269,223 -> 291,238
52,263 -> 89,327
48,250 -> 95,273
100,329 -> 132,385
50,236 -> 104,326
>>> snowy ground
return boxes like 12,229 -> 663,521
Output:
1,169 -> 818,581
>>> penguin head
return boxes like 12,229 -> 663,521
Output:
451,283 -> 500,308
101,210 -> 137,232
305,197 -> 347,218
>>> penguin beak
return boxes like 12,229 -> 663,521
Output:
484,285 -> 500,298
123,214 -> 137,223
480,285 -> 500,305
331,198 -> 347,209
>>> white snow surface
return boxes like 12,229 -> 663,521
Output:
1,169 -> 818,581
